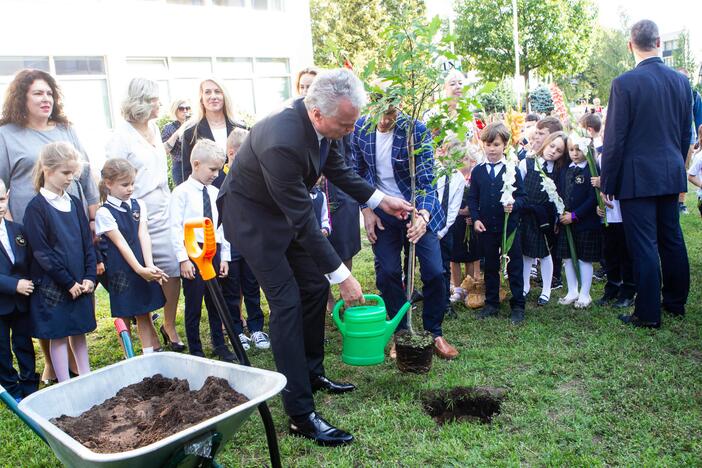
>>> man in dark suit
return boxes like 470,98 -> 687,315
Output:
601,20 -> 692,328
0,182 -> 38,401
218,69 -> 412,446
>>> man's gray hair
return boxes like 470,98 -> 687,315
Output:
630,20 -> 659,51
304,68 -> 367,116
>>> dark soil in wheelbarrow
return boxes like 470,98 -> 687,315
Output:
52,374 -> 248,453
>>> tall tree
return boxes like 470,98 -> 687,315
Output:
310,0 -> 426,69
672,30 -> 697,79
453,0 -> 597,91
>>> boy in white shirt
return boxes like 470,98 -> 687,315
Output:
170,139 -> 235,362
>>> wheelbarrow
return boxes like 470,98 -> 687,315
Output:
0,217 -> 286,467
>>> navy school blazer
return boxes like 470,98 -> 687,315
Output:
0,220 -> 30,315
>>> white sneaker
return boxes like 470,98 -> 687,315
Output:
558,295 -> 578,305
251,331 -> 271,350
238,333 -> 251,351
449,288 -> 465,303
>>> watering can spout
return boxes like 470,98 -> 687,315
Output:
384,302 -> 410,344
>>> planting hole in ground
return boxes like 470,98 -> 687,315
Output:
421,386 -> 507,425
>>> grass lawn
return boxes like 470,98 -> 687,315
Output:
1,198 -> 701,467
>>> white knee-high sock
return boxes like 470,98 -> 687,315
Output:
68,334 -> 91,375
540,255 -> 554,299
49,338 -> 70,382
522,256 -> 534,295
563,259 -> 579,300
578,261 -> 594,301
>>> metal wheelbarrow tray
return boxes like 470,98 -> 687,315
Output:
18,352 -> 286,467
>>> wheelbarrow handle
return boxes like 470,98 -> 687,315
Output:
0,383 -> 47,444
184,217 -> 217,281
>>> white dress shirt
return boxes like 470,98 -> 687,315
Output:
169,176 -> 231,263
95,195 -> 149,236
0,219 -> 14,264
39,187 -> 72,212
436,170 -> 467,239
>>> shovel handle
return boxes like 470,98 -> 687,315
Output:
184,217 -> 217,281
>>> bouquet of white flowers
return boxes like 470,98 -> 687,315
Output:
499,148 -> 519,282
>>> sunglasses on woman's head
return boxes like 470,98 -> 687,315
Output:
178,106 -> 191,111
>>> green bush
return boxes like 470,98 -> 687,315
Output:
529,85 -> 554,114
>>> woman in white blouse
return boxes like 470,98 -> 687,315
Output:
105,78 -> 184,351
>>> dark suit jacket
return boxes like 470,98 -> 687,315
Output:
467,162 -> 526,234
181,118 -> 247,183
218,98 -> 375,276
0,221 -> 30,315
601,57 -> 692,199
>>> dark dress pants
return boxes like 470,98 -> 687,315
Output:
372,210 -> 446,337
220,257 -> 265,334
0,310 -> 38,399
245,239 -> 329,417
620,195 -> 689,323
439,230 -> 453,307
183,252 -> 229,355
480,230 -> 525,309
602,223 -> 635,300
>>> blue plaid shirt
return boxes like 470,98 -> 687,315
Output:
352,113 -> 444,233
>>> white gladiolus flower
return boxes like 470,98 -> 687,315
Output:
500,151 -> 518,207
570,134 -> 591,154
540,177 -> 565,215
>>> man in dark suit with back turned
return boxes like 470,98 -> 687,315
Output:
601,20 -> 692,329
218,69 -> 412,446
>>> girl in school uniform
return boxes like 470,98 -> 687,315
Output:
310,179 -> 331,237
556,135 -> 601,309
23,142 -> 96,382
95,158 -> 167,354
519,131 -> 570,305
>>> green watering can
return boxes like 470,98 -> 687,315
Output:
332,294 -> 410,366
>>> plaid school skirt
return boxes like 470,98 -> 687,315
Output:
520,213 -> 550,259
557,227 -> 602,263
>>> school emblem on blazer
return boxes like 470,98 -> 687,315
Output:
132,210 -> 140,222
15,234 -> 26,247
575,175 -> 585,184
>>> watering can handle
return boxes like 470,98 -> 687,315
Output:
184,217 -> 217,281
332,294 -> 384,325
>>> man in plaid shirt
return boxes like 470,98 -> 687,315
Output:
352,105 -> 458,360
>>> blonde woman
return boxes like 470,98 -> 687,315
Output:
105,78 -> 183,351
161,99 -> 191,185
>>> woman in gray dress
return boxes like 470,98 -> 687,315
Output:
0,69 -> 100,384
105,78 -> 184,351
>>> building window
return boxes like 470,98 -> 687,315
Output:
166,0 -> 205,5
0,56 -> 49,75
54,56 -> 106,75
252,0 -> 284,10
212,0 -> 246,6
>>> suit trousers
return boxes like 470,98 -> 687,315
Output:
373,210 -> 446,337
439,230 -> 453,305
602,223 -> 635,300
0,309 -> 38,399
183,253 -> 230,355
245,239 -> 329,417
220,258 -> 265,335
480,230 -> 525,309
620,195 -> 689,322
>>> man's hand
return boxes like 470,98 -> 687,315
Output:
180,260 -> 196,280
378,195 -> 412,220
474,220 -> 486,232
362,208 -> 384,244
602,193 -> 615,209
338,275 -> 365,307
406,210 -> 428,244
16,279 -> 34,296
219,260 -> 229,278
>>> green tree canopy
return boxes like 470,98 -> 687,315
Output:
672,30 -> 697,79
453,0 -> 597,90
310,0 -> 426,70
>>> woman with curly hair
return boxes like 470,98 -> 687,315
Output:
0,68 -> 100,385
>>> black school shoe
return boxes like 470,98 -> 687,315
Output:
612,297 -> 635,308
510,308 -> 525,324
477,304 -> 499,319
595,294 -> 617,307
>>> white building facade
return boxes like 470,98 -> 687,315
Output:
0,0 -> 314,164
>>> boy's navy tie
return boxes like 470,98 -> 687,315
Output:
488,163 -> 498,180
203,186 -> 212,221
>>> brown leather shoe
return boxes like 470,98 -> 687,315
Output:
433,336 -> 458,360
389,342 -> 397,359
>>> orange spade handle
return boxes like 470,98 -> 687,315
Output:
184,217 -> 217,281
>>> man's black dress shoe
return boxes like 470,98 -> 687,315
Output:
289,411 -> 354,446
663,306 -> 685,317
612,297 -> 634,308
311,375 -> 356,394
595,294 -> 616,307
618,314 -> 660,329
510,308 -> 525,325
